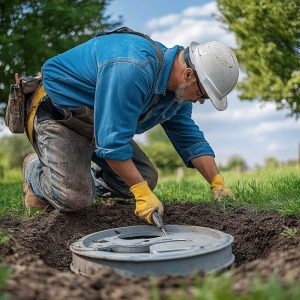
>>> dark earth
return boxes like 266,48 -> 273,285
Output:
1,201 -> 300,299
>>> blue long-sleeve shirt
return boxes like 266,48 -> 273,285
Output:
42,33 -> 214,167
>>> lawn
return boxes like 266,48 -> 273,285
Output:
1,165 -> 300,218
156,165 -> 300,216
0,183 -> 23,218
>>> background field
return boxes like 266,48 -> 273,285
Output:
1,164 -> 299,219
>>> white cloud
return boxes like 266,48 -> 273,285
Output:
183,2 -> 218,18
249,119 -> 300,135
146,2 -> 218,31
192,95 -> 279,124
188,89 -> 300,167
146,14 -> 180,30
230,102 -> 276,121
147,2 -> 235,48
267,142 -> 285,152
150,19 -> 235,48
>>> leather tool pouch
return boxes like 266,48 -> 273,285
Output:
57,106 -> 94,141
5,73 -> 40,133
37,97 -> 94,141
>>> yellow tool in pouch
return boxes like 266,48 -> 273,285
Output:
26,84 -> 47,144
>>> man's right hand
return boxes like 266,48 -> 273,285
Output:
210,174 -> 234,201
130,181 -> 163,224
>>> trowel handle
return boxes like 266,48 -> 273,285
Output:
152,211 -> 163,228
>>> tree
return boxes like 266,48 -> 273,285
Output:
0,0 -> 121,115
147,125 -> 169,144
143,142 -> 183,173
264,156 -> 280,168
217,0 -> 300,117
143,125 -> 184,173
0,135 -> 33,169
226,155 -> 248,172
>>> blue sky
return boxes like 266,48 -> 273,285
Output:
106,0 -> 300,168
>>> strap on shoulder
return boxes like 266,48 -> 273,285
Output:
96,27 -> 163,80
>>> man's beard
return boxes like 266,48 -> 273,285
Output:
174,83 -> 189,103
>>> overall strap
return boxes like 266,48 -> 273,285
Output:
96,27 -> 163,80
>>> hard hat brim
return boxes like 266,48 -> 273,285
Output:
209,95 -> 228,111
204,82 -> 228,111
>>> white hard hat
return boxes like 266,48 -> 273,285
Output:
184,41 -> 239,111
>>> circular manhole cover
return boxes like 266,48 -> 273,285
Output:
70,225 -> 234,277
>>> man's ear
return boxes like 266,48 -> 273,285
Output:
183,68 -> 193,82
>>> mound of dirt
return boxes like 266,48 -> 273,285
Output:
233,248 -> 300,292
1,202 -> 299,299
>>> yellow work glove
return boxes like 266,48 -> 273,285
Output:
130,181 -> 164,224
210,174 -> 234,201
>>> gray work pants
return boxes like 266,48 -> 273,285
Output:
25,103 -> 158,211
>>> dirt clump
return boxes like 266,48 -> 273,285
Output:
3,250 -> 150,300
233,247 -> 300,292
1,202 -> 299,299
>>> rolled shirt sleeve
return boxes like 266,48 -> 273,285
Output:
161,103 -> 215,168
94,61 -> 151,160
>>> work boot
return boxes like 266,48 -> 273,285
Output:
23,153 -> 47,209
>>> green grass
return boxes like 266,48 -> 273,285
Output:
0,183 -> 23,218
0,229 -> 12,300
0,267 -> 10,300
155,165 -> 300,217
281,226 -> 298,240
0,168 -> 22,184
0,165 -> 299,218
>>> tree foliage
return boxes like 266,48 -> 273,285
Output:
226,155 -> 248,172
0,0 -> 121,113
0,135 -> 33,169
217,0 -> 300,117
264,156 -> 280,168
143,141 -> 183,173
147,125 -> 169,144
143,126 -> 184,173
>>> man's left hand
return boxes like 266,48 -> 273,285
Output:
210,174 -> 234,201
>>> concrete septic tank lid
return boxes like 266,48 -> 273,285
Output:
70,225 -> 234,277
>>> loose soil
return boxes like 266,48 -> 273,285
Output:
1,201 -> 299,299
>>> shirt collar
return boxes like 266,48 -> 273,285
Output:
154,45 -> 183,95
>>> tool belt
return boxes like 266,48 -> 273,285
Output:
37,98 -> 94,141
5,73 -> 41,137
5,73 -> 94,144
5,73 -> 57,144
